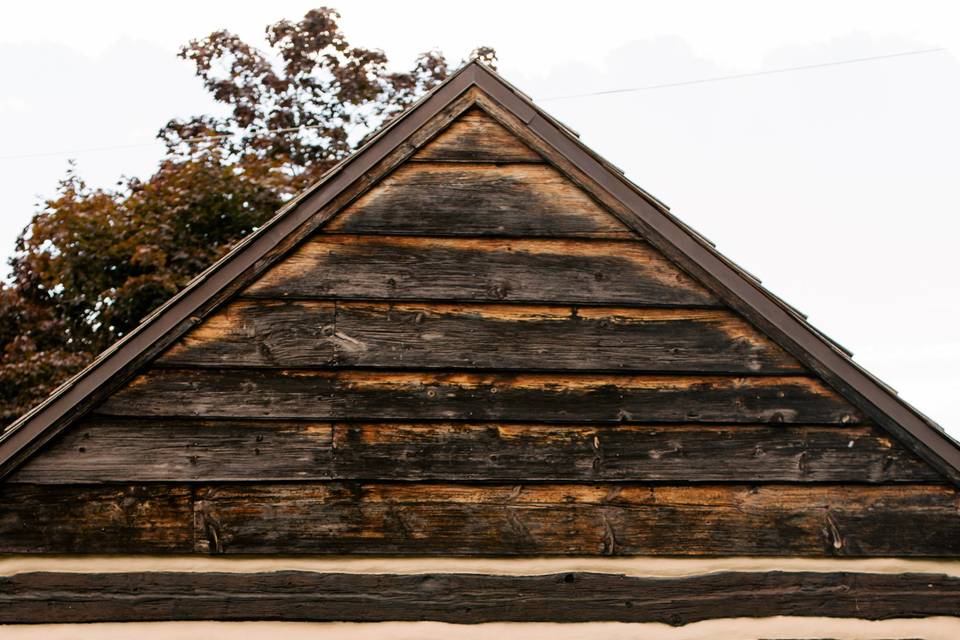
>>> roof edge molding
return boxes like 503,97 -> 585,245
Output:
2,61 -> 958,484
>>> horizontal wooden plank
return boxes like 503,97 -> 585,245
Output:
9,418 -> 332,483
410,107 -> 544,163
243,235 -> 720,307
327,163 -> 632,238
193,483 -> 960,555
158,301 -> 802,374
160,301 -> 335,368
0,484 -> 193,553
10,419 -> 939,483
3,570 -> 958,624
98,370 -> 860,424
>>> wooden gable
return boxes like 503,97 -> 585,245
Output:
4,93 -> 956,561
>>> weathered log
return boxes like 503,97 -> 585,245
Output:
193,483 -> 960,556
0,484 -> 193,553
2,482 -> 955,555
2,570 -> 958,624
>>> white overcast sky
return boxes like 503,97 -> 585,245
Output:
1,1 -> 959,436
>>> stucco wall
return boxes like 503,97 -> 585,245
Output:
3,554 -> 958,576
3,618 -> 960,640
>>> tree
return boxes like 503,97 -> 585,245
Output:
161,9 -> 495,194
0,7 -> 494,427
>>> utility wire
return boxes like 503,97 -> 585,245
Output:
0,46 -> 947,161
0,123 -> 331,161
540,47 -> 945,101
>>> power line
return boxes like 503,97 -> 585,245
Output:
0,47 -> 947,161
0,124 -> 331,162
539,47 -> 945,101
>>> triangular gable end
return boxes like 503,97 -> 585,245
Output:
2,61 -> 958,490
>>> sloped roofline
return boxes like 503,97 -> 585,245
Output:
2,60 -> 959,483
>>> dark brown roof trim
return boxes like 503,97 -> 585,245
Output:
2,61 -> 958,484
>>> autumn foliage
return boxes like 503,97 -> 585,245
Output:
0,8 -> 494,426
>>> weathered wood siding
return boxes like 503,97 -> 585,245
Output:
4,102 -> 956,561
